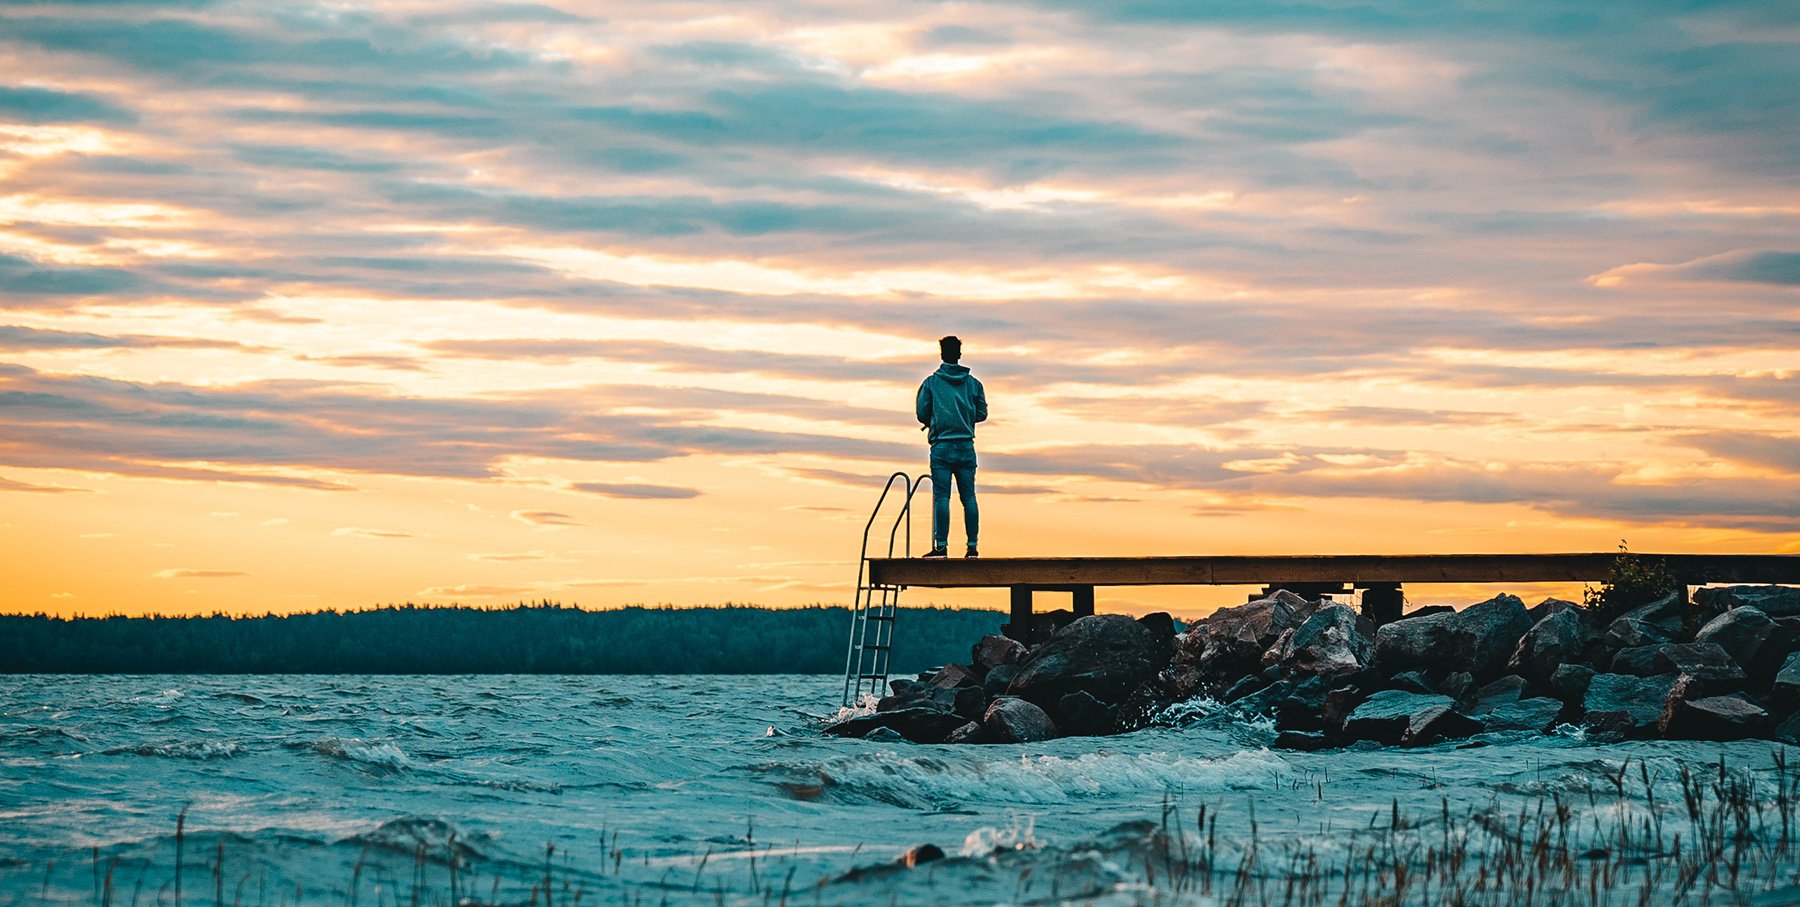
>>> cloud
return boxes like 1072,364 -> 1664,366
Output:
331,527 -> 415,539
0,474 -> 89,493
0,85 -> 135,124
417,583 -> 542,598
511,509 -> 579,527
0,325 -> 256,352
570,482 -> 701,499
152,569 -> 247,579
1684,432 -> 1800,475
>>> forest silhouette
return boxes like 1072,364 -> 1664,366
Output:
0,603 -> 1004,674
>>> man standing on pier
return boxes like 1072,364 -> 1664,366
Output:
916,335 -> 986,558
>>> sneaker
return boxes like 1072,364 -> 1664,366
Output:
965,547 -> 979,558
922,546 -> 948,558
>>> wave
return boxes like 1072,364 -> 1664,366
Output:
801,748 -> 1290,810
294,738 -> 412,773
339,817 -> 488,862
102,740 -> 242,760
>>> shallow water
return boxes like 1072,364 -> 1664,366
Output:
2,674 -> 1796,905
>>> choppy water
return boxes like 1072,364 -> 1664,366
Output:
2,674 -> 1797,906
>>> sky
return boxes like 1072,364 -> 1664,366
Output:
2,0 -> 1798,619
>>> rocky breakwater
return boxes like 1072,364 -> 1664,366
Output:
825,613 -> 1177,744
825,584 -> 1800,749
1198,583 -> 1800,750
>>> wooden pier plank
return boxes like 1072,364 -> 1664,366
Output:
867,553 -> 1800,589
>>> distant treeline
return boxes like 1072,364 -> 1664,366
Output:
0,603 -> 1006,674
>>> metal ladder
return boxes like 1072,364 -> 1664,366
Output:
841,471 -> 929,707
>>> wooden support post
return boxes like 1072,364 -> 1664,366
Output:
1361,583 -> 1403,626
1006,585 -> 1034,641
1071,585 -> 1095,618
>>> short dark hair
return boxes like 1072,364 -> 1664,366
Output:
939,335 -> 961,362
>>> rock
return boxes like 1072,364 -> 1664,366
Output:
1261,628 -> 1296,669
1284,603 -> 1375,678
972,635 -> 1028,673
1399,606 -> 1454,621
1617,591 -> 1687,636
1695,607 -> 1775,676
1137,612 -> 1177,645
1343,691 -> 1455,745
983,663 -> 1021,699
1549,664 -> 1595,704
983,696 -> 1058,743
1609,645 -> 1664,677
879,680 -> 984,721
1775,652 -> 1800,709
1274,677 -> 1328,731
1775,711 -> 1800,744
1401,704 -> 1483,746
1693,585 -> 1800,618
1190,595 -> 1305,678
1662,692 -> 1768,740
1008,615 -> 1167,708
825,708 -> 972,744
1373,594 -> 1532,682
1528,598 -> 1579,623
1222,674 -> 1270,703
929,663 -> 980,689
864,727 -> 907,743
1480,697 -> 1563,733
1473,675 -> 1526,711
1274,730 -> 1335,751
1605,618 -> 1674,652
1581,673 -> 1679,737
944,721 -> 983,745
1508,609 -> 1588,683
1388,671 -> 1434,694
1651,643 -> 1745,695
1440,672 -> 1476,709
899,844 -> 944,867
1055,690 -> 1117,737
1322,687 -> 1362,736
1233,679 -> 1295,717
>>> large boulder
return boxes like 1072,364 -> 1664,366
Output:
1508,609 -> 1588,683
1342,691 -> 1455,745
1651,642 -> 1746,695
1615,591 -> 1687,637
1776,711 -> 1800,744
1775,652 -> 1800,709
1528,598 -> 1579,623
1581,673 -> 1679,738
1604,618 -> 1674,652
1661,691 -> 1768,740
1282,603 -> 1375,678
1374,594 -> 1533,681
825,708 -> 971,744
1008,615 -> 1167,707
1054,690 -> 1117,737
971,635 -> 1028,673
982,697 -> 1057,743
1478,697 -> 1564,733
1549,664 -> 1595,704
1186,592 -> 1308,679
1609,646 -> 1664,677
1694,607 -> 1775,675
1400,704 -> 1483,747
1693,585 -> 1800,618
878,679 -> 986,722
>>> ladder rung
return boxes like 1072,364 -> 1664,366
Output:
862,644 -> 890,651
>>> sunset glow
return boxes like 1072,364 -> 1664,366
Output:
4,1 -> 1798,619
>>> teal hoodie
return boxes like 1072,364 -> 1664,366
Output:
916,363 -> 987,444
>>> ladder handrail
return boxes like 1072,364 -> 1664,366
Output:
842,471 -> 930,706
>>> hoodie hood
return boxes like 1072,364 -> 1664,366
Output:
934,363 -> 971,384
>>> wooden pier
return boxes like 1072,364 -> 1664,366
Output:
866,553 -> 1800,639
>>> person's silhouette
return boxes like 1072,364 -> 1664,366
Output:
915,335 -> 987,558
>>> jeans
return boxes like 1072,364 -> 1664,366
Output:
929,440 -> 978,549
